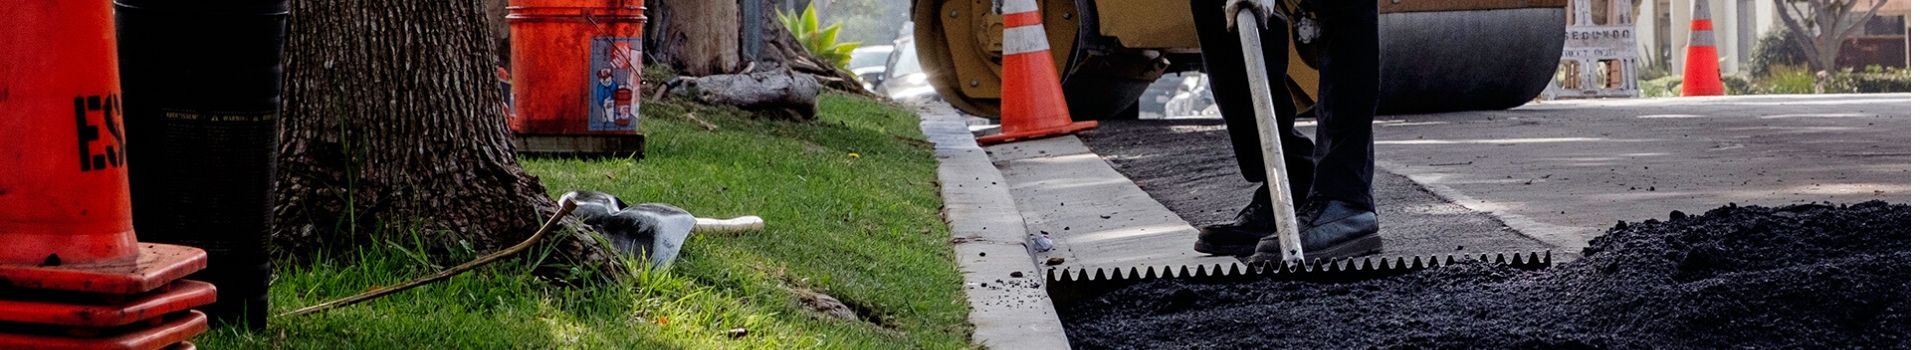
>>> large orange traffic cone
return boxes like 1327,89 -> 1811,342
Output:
0,1 -> 213,348
1680,0 -> 1724,96
976,0 -> 1096,145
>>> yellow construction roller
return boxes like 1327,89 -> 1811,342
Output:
910,0 -> 1568,119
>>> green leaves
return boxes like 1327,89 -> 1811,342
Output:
779,3 -> 860,69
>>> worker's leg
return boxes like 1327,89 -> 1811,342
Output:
1189,0 -> 1316,201
1190,0 -> 1316,256
1250,0 -> 1383,262
1304,0 -> 1380,210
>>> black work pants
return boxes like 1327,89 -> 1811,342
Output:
1189,0 -> 1379,210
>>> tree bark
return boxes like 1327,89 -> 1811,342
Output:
274,0 -> 608,268
671,71 -> 822,120
647,1 -> 743,76
647,0 -> 869,94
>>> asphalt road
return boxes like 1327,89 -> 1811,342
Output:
1084,93 -> 1908,256
1079,120 -> 1556,259
1369,94 -> 1908,251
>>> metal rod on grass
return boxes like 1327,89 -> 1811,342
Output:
277,193 -> 581,318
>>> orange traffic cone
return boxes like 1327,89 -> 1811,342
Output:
976,0 -> 1096,145
0,1 -> 213,348
1680,0 -> 1724,96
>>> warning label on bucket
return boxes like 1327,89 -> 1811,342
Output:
588,37 -> 643,132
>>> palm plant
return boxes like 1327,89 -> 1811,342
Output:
779,3 -> 860,69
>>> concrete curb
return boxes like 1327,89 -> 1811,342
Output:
918,107 -> 1072,349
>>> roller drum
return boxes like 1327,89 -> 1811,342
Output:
1375,7 -> 1567,115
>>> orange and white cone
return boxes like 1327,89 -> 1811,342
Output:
1680,0 -> 1724,96
976,0 -> 1097,145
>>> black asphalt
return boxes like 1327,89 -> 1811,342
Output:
1077,119 -> 1556,257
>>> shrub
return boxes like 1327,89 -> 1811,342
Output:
1852,75 -> 1910,92
1848,67 -> 1911,93
1749,29 -> 1808,77
1639,75 -> 1684,97
1721,75 -> 1753,95
1763,65 -> 1817,94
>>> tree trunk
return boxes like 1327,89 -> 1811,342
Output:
485,0 -> 511,66
647,1 -> 743,76
274,0 -> 607,267
647,0 -> 868,93
672,71 -> 823,120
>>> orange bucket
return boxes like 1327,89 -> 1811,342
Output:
507,0 -> 647,156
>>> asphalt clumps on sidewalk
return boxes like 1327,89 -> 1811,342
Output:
1059,201 -> 1909,349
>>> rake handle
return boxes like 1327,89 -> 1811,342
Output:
1233,8 -> 1305,264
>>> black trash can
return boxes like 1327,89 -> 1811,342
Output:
116,0 -> 289,329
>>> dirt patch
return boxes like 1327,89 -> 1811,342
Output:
1058,201 -> 1909,348
796,288 -> 859,321
794,288 -> 903,330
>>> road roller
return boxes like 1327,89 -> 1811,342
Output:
912,0 -> 1569,119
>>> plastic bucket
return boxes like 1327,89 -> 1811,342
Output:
507,0 -> 647,136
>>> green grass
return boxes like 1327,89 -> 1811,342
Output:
198,93 -> 970,349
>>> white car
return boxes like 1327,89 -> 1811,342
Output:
878,35 -> 937,101
849,45 -> 895,91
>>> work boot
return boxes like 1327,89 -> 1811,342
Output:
1195,185 -> 1305,256
1250,199 -> 1381,263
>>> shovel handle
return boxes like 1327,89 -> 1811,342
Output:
695,216 -> 765,233
1233,8 -> 1305,264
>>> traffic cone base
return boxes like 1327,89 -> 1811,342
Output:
0,280 -> 217,328
0,310 -> 208,350
977,120 -> 1099,145
1680,45 -> 1724,96
0,244 -> 206,295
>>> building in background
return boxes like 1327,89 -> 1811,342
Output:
1635,0 -> 1908,77
1839,0 -> 1910,70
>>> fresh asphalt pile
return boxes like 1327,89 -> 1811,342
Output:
1058,201 -> 1909,348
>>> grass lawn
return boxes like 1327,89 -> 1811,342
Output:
199,93 -> 972,349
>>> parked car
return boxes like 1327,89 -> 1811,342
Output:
1162,74 -> 1218,118
849,45 -> 894,91
878,27 -> 936,101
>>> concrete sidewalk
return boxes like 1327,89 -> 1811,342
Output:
917,104 -> 1070,350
